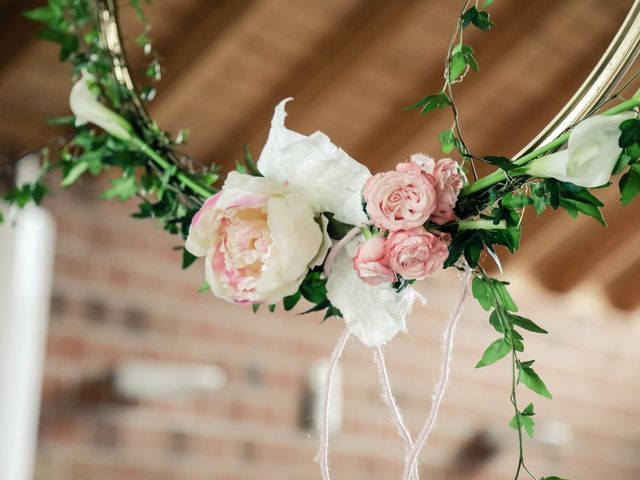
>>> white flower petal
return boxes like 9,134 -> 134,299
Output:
524,150 -> 569,181
264,194 -> 323,287
526,112 -> 634,187
257,99 -> 371,226
565,112 -> 634,187
310,215 -> 332,268
326,237 -> 418,347
69,74 -> 133,141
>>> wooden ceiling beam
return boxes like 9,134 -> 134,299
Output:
353,0 -> 558,171
532,198 -> 640,293
150,0 -> 260,124
203,0 -> 423,172
0,0 -> 42,78
148,0 -> 257,105
604,250 -> 640,311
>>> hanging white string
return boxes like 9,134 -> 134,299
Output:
402,268 -> 472,480
318,327 -> 351,480
374,346 -> 419,480
323,223 -> 372,278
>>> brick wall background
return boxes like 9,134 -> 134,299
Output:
34,177 -> 640,480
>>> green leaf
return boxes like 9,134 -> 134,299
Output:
235,161 -> 247,174
463,234 -> 483,268
488,309 -> 504,333
324,212 -> 355,240
198,281 -> 210,293
438,130 -> 455,154
283,291 -> 302,311
509,412 -> 535,437
482,0 -> 495,8
268,304 -> 276,313
405,92 -> 451,115
449,51 -> 468,82
522,402 -> 535,416
518,363 -> 552,399
243,144 -> 262,177
23,6 -> 57,23
4,187 -> 31,208
61,161 -> 89,187
619,118 -> 640,148
182,248 -> 197,269
101,174 -> 138,201
46,115 -> 75,125
501,193 -> 532,209
472,277 -> 494,311
510,313 -> 548,334
620,164 -> 640,205
251,304 -> 260,313
475,337 -> 511,368
461,7 -> 495,31
37,27 -> 79,61
541,477 -> 568,480
483,155 -> 516,172
493,281 -> 518,312
30,182 -> 48,205
559,199 -> 606,226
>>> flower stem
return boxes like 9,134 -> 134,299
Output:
130,136 -> 216,199
457,219 -> 507,231
460,95 -> 640,197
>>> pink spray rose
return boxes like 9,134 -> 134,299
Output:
352,236 -> 396,286
408,154 -> 462,224
363,162 -> 437,231
385,228 -> 449,280
185,172 -> 326,305
430,158 -> 463,224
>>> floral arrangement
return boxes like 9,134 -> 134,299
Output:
7,1 -> 640,479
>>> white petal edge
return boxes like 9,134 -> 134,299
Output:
257,98 -> 371,226
326,237 -> 418,347
565,112 -> 635,187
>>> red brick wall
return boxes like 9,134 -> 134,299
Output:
35,178 -> 640,480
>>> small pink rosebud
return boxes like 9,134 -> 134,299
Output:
352,236 -> 396,286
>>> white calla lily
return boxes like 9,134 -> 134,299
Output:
326,236 -> 420,347
525,112 -> 635,187
69,73 -> 133,141
257,98 -> 372,226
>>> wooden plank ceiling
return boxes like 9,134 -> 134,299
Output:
0,0 -> 637,312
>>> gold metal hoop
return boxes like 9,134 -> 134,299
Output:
516,0 -> 640,158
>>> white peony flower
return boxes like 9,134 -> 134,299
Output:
524,112 -> 635,187
69,73 -> 133,141
326,236 -> 420,346
257,98 -> 372,226
185,172 -> 326,305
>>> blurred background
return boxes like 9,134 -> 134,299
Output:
1,0 -> 640,479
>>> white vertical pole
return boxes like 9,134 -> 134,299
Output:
0,155 -> 56,480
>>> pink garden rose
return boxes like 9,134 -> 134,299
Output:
185,172 -> 327,305
363,163 -> 437,231
352,236 -> 396,286
385,228 -> 449,280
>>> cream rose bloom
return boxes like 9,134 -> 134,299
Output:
186,172 -> 328,304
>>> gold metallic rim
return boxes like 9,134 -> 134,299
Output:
515,0 -> 640,158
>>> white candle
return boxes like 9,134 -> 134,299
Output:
0,155 -> 56,480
